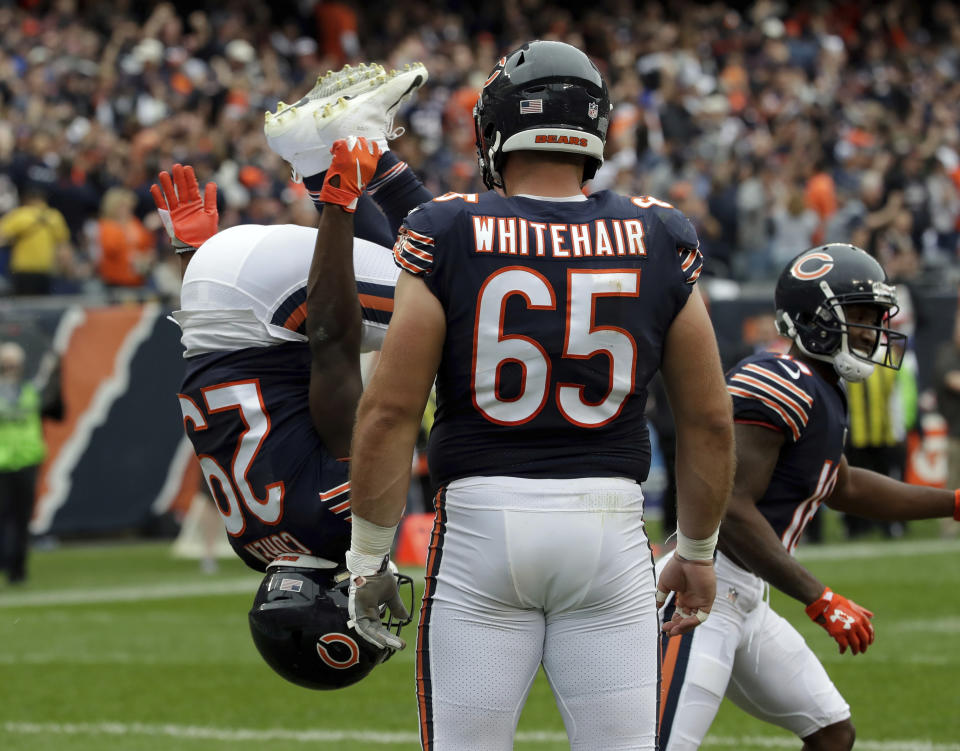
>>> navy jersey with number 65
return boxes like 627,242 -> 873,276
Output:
394,189 -> 704,486
178,342 -> 352,572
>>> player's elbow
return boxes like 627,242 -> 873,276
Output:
307,316 -> 356,348
355,390 -> 421,436
677,394 -> 733,443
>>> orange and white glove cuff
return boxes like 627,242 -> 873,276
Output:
317,184 -> 362,212
804,587 -> 833,620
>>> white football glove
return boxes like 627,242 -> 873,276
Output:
345,552 -> 410,651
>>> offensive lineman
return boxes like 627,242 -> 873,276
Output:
152,63 -> 430,689
657,244 -> 960,750
344,41 -> 735,750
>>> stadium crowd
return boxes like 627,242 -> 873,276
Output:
1,0 -> 959,297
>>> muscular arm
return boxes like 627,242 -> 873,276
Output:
717,423 -> 825,605
660,288 -> 734,539
349,273 -> 445,526
306,205 -> 363,458
826,456 -> 955,520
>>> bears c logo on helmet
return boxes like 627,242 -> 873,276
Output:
483,57 -> 506,88
316,633 -> 361,669
790,252 -> 835,281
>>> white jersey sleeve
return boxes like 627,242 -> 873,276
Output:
173,224 -> 399,357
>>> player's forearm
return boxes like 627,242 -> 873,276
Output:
349,398 -> 422,528
718,506 -> 824,605
829,466 -> 957,521
673,413 -> 735,540
307,207 -> 361,352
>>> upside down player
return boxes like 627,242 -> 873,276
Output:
658,244 -> 960,750
344,41 -> 734,750
151,63 -> 432,689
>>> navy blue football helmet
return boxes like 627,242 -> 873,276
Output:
473,40 -> 611,189
775,243 -> 906,382
248,554 -> 413,690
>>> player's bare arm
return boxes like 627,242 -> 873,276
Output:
722,425 -> 876,655
657,287 -> 734,636
718,422 -> 826,606
305,202 -> 362,459
306,137 -> 381,458
661,288 -> 734,538
344,272 -> 444,649
350,272 -> 445,527
826,455 -> 960,522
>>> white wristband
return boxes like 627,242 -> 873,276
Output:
676,525 -> 719,562
349,515 -> 398,557
345,550 -> 388,577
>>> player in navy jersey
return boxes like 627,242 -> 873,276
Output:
344,41 -> 734,750
658,243 -> 960,751
151,63 -> 432,690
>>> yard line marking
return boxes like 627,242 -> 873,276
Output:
886,616 -> 960,634
795,537 -> 960,562
1,537 -> 957,610
0,577 -> 260,608
1,723 -> 424,744
2,723 -> 959,749
705,738 -> 960,751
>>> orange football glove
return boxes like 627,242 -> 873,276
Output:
805,587 -> 875,655
317,137 -> 381,212
150,163 -> 219,253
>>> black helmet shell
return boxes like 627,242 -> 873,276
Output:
248,556 -> 411,690
474,40 -> 611,189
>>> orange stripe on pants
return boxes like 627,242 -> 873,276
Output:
417,489 -> 445,751
658,634 -> 682,728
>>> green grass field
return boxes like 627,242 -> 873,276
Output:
1,519 -> 958,750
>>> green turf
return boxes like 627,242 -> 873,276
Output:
1,527 -> 958,750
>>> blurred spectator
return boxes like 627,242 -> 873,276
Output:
927,151 -> 960,261
0,185 -> 71,295
769,185 -> 818,272
0,342 -> 47,584
934,299 -> 960,537
804,159 -> 837,246
0,0 -> 959,289
94,187 -> 155,288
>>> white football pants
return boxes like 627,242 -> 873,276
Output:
657,551 -> 850,748
416,476 -> 659,751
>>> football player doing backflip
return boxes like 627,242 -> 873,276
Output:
151,62 -> 431,690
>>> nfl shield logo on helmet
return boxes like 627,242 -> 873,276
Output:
587,102 -> 598,119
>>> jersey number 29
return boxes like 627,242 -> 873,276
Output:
178,380 -> 285,536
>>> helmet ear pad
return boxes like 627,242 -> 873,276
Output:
793,309 -> 843,357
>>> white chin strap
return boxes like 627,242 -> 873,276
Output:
832,352 -> 874,382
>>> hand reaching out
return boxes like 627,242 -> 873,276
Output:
150,163 -> 219,252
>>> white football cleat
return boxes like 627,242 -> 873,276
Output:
264,62 -> 429,179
